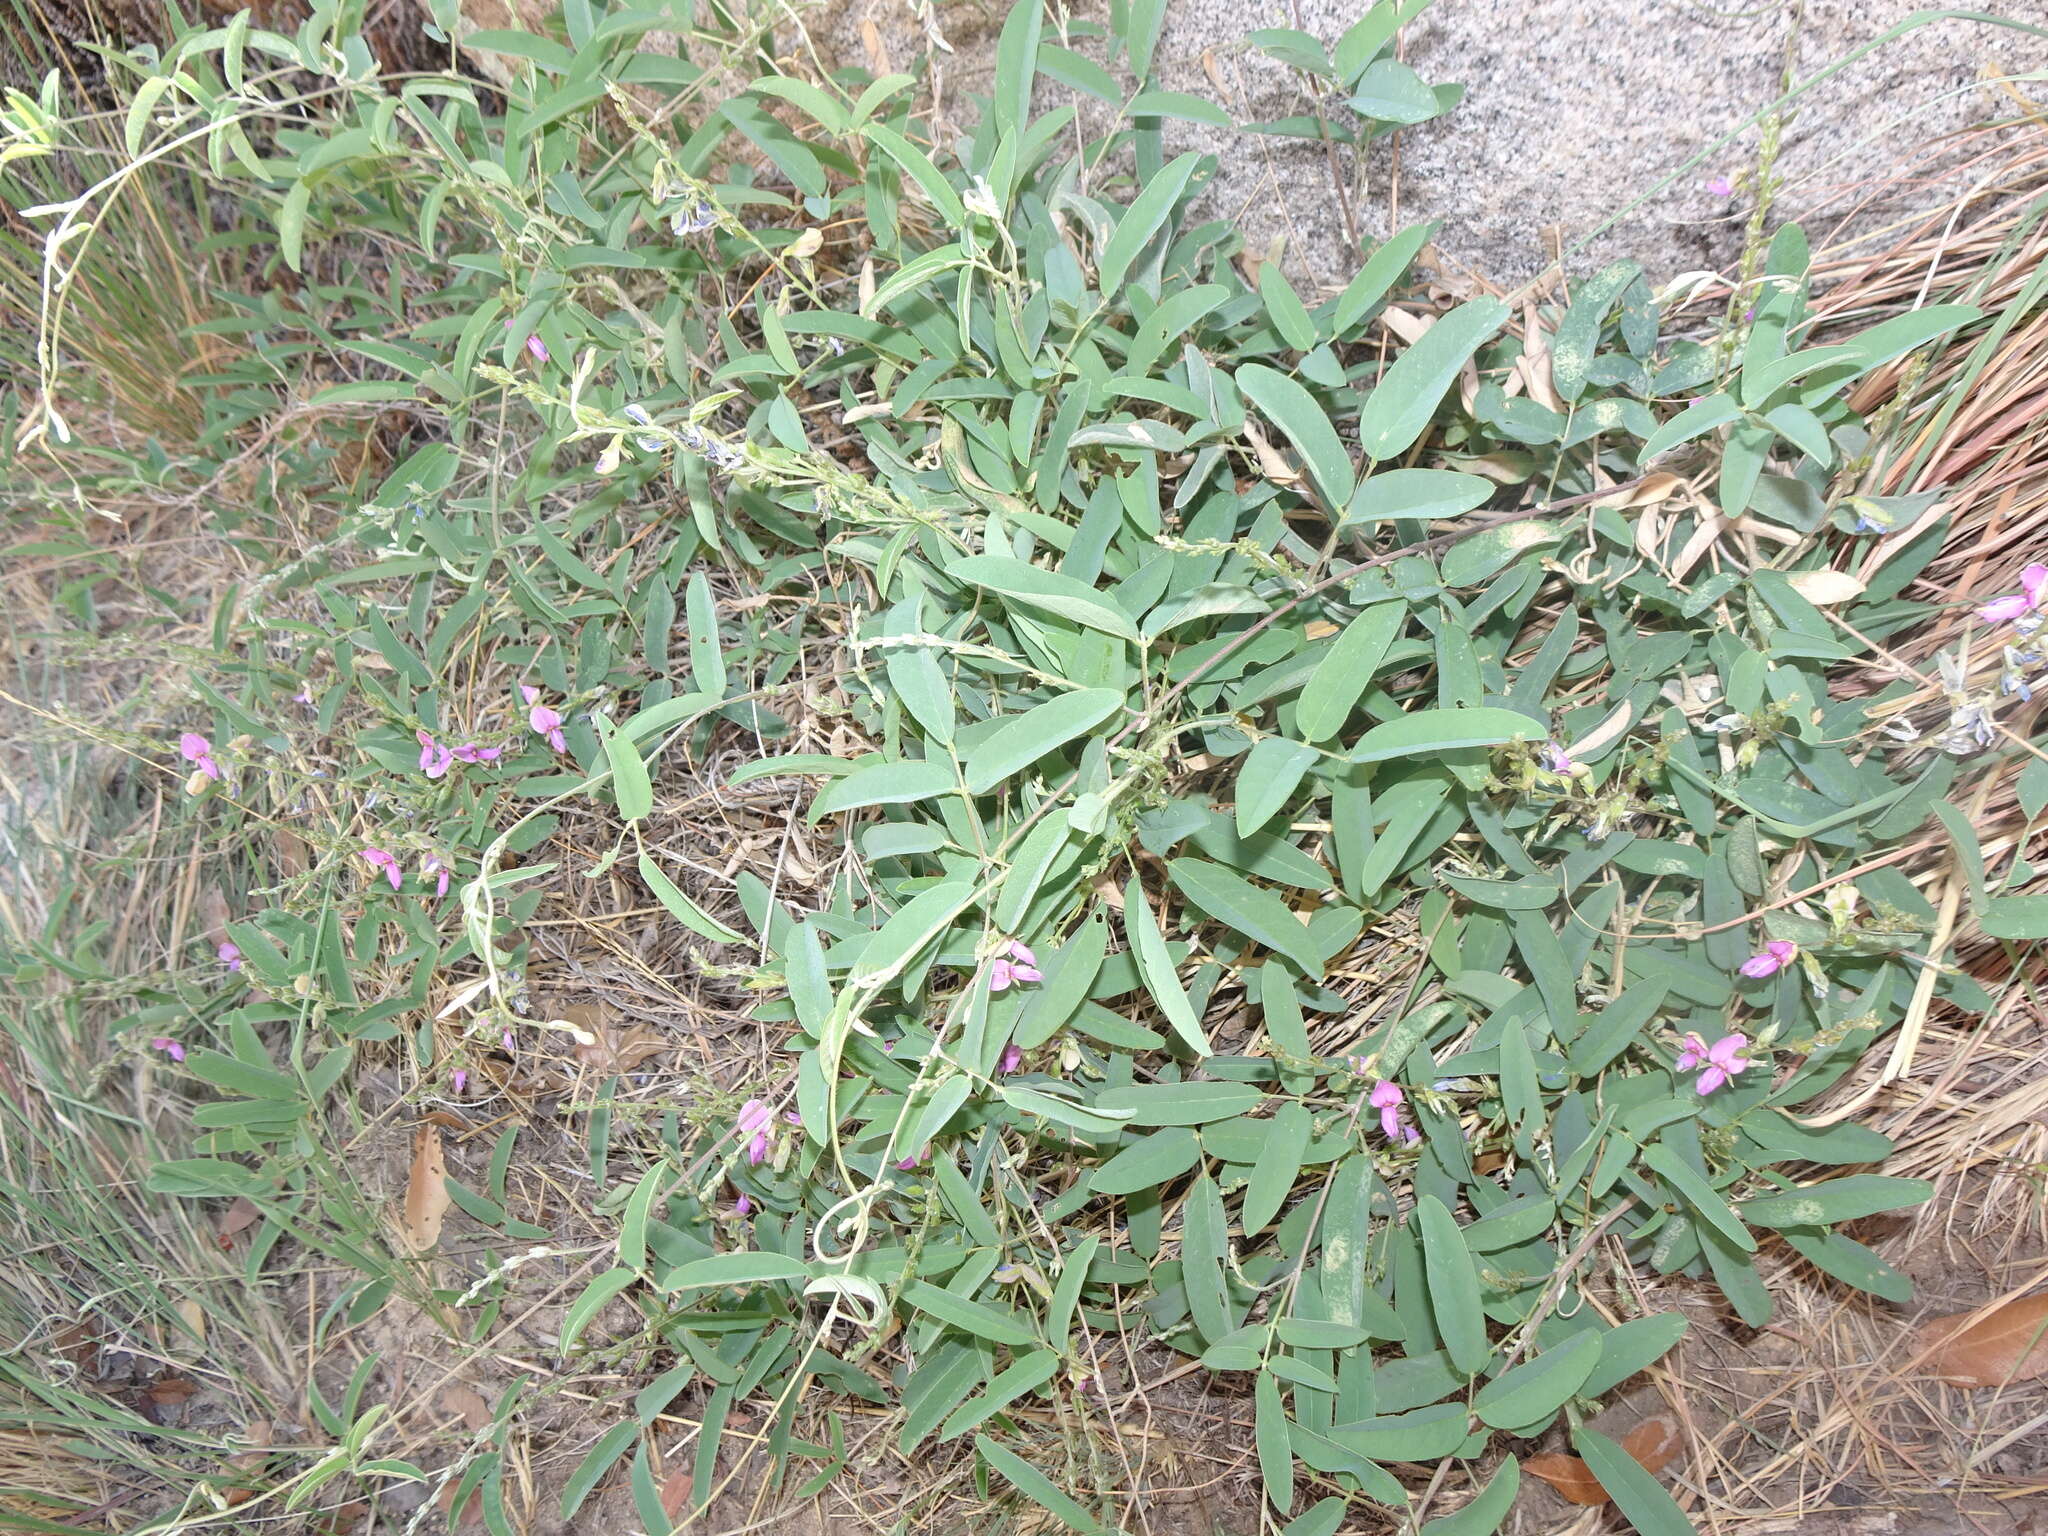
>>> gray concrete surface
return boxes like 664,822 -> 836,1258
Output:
827,0 -> 2041,291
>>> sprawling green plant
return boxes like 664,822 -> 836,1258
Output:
8,1 -> 2047,1531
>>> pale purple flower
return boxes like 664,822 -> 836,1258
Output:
521,686 -> 568,752
360,846 -> 402,891
1688,1033 -> 1751,1094
1738,939 -> 1797,978
150,1036 -> 185,1063
452,1068 -> 468,1096
501,1030 -> 515,1052
1538,742 -> 1575,775
1369,1079 -> 1420,1145
734,1194 -> 753,1217
737,1098 -> 774,1165
421,856 -> 450,899
293,684 -> 315,706
1000,1043 -> 1024,1074
450,741 -> 502,764
416,729 -> 454,779
177,732 -> 221,782
217,941 -> 241,971
1705,174 -> 1734,197
504,319 -> 549,363
987,939 -> 1042,992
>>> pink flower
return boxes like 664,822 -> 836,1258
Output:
525,334 -> 549,364
1539,742 -> 1575,775
421,856 -> 450,899
1369,1079 -> 1420,1145
1705,174 -> 1734,197
416,729 -> 454,779
501,1030 -> 515,1052
177,732 -> 221,781
1000,1044 -> 1024,1074
1738,939 -> 1797,978
150,1036 -> 185,1063
217,941 -> 242,971
735,1194 -> 753,1217
360,846 -> 402,891
451,742 -> 502,764
987,939 -> 1042,992
1674,1031 -> 1711,1072
737,1098 -> 774,1165
522,686 -> 568,752
895,1145 -> 928,1171
1692,1033 -> 1751,1094
452,1068 -> 468,1096
1979,564 -> 2048,625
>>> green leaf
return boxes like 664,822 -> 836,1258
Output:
1419,1456 -> 1520,1536
1124,876 -> 1213,1055
863,123 -> 968,230
1640,393 -> 1740,463
1089,1126 -> 1202,1195
948,554 -> 1140,641
686,572 -> 725,695
1242,1101 -> 1310,1233
1331,221 -> 1437,336
1260,261 -> 1318,350
1098,151 -> 1201,296
660,1252 -> 811,1291
1343,467 -> 1493,525
560,1422 -> 638,1519
965,688 -> 1124,793
1255,1372 -> 1295,1512
940,1348 -> 1061,1439
814,757 -> 955,816
1582,1312 -> 1689,1398
975,1434 -> 1106,1534
1127,89 -> 1232,127
1739,1175 -> 1934,1229
1440,519 -> 1563,587
561,1268 -> 640,1354
1550,260 -> 1641,402
991,0 -> 1043,142
1235,737 -> 1319,836
902,1279 -> 1039,1346
1573,1426 -> 1695,1536
1282,1498 -> 1351,1536
1472,1329 -> 1601,1429
1350,706 -> 1537,763
1297,601 -> 1407,743
1980,895 -> 2048,939
1355,298 -> 1509,462
1415,1196 -> 1489,1374
1643,1144 -> 1755,1253
1092,1081 -> 1266,1126
1167,857 -> 1325,976
638,854 -> 745,944
601,720 -> 653,823
1237,363 -> 1356,508
1348,57 -> 1439,123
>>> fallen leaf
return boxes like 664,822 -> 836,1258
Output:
660,1467 -> 694,1521
442,1384 -> 491,1431
1596,472 -> 1683,509
168,1297 -> 207,1359
1525,1415 -> 1681,1505
422,1110 -> 472,1132
402,1125 -> 450,1251
53,1319 -> 101,1377
216,1197 -> 262,1249
575,1018 -> 670,1074
1916,1292 -> 2048,1387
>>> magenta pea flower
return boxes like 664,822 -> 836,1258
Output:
360,846 -> 403,891
177,732 -> 221,782
736,1098 -> 775,1165
421,856 -> 450,899
895,1144 -> 928,1171
1538,742 -> 1575,775
987,939 -> 1042,993
1677,1032 -> 1750,1094
1000,1043 -> 1024,1074
521,686 -> 568,752
1369,1080 -> 1421,1145
1738,939 -> 1797,978
217,941 -> 242,971
501,1029 -> 515,1052
150,1036 -> 185,1063
416,729 -> 454,779
504,318 -> 548,364
1978,563 -> 2048,625
1705,174 -> 1734,197
734,1194 -> 753,1217
452,1068 -> 468,1096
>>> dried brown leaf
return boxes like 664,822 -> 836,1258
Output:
1916,1292 -> 2048,1387
442,1384 -> 491,1431
402,1125 -> 450,1251
660,1467 -> 694,1521
216,1196 -> 262,1249
1524,1415 -> 1681,1506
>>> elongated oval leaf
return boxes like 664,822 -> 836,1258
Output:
1167,857 -> 1325,976
1472,1329 -> 1601,1429
1098,151 -> 1200,296
1090,1126 -> 1202,1195
1356,298 -> 1508,462
1237,363 -> 1356,508
1416,1196 -> 1489,1374
1351,706 -> 1536,763
1092,1081 -> 1265,1126
1297,601 -> 1406,743
965,688 -> 1123,793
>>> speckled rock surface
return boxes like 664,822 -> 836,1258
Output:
826,0 -> 2038,291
